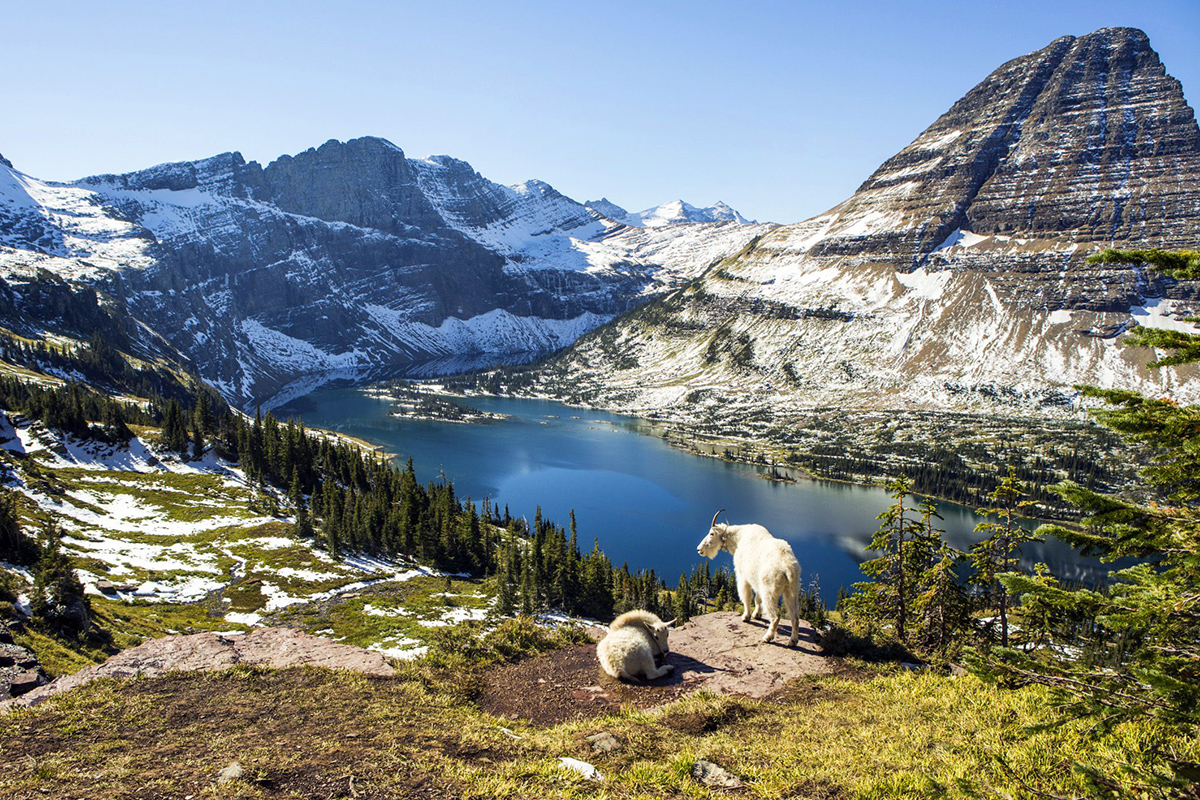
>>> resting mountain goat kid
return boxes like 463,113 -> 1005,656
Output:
597,610 -> 675,681
696,510 -> 802,646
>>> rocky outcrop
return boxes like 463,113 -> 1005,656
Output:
0,626 -> 49,699
529,27 -> 1200,423
1,627 -> 396,712
664,611 -> 829,698
797,27 -> 1200,306
478,611 -> 829,724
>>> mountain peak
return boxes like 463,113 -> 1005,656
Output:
585,198 -> 630,221
799,26 -> 1200,264
533,27 -> 1200,427
587,198 -> 755,227
630,199 -> 754,227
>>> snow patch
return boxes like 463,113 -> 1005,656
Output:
1129,298 -> 1199,333
897,267 -> 952,300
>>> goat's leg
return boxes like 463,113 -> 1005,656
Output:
786,579 -> 801,646
643,663 -> 675,680
738,579 -> 754,622
762,590 -> 781,642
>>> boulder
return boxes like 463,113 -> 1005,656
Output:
1,641 -> 48,698
8,670 -> 44,697
691,759 -> 743,789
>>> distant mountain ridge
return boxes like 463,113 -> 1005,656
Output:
520,27 -> 1200,430
586,198 -> 755,227
0,137 -> 769,408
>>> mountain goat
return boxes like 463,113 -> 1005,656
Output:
597,610 -> 675,681
696,509 -> 801,646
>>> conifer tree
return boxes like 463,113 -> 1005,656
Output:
100,402 -> 131,443
969,468 -> 1039,648
972,249 -> 1200,791
31,521 -> 89,634
850,476 -> 926,642
673,572 -> 693,623
915,539 -> 969,653
159,398 -> 189,455
0,487 -> 38,566
191,420 -> 206,461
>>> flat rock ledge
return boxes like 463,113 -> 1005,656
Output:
662,611 -> 830,698
1,627 -> 395,712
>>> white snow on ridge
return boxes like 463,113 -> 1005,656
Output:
365,306 -> 612,355
897,266 -> 953,300
625,199 -> 754,228
1129,298 -> 1199,333
240,318 -> 366,374
933,228 -> 990,251
0,165 -> 157,275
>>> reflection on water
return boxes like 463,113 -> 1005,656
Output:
278,386 -> 1109,605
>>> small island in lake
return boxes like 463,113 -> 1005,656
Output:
363,380 -> 509,424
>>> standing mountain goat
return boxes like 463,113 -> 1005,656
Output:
697,509 -> 802,645
597,610 -> 675,681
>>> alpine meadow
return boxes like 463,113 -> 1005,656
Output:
1,10 -> 1199,800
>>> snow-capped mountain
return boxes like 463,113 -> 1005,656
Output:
0,137 -> 768,408
525,28 -> 1200,428
586,198 -> 756,227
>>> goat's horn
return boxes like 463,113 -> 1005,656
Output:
710,508 -> 725,528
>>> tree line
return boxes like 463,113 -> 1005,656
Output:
0,333 -> 759,632
838,248 -> 1200,796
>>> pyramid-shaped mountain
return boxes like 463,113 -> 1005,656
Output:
528,28 -> 1200,426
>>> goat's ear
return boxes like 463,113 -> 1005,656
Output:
664,618 -> 677,629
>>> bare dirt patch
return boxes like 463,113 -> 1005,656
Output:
478,611 -> 832,725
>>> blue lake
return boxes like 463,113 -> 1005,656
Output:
278,386 -> 1099,605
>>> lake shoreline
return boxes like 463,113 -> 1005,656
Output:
395,380 -> 1104,523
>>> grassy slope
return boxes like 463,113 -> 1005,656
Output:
2,413 -> 459,670
2,657 -> 1193,800
11,596 -> 250,678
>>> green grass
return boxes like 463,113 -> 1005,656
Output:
51,468 -> 259,524
1,656 -> 1193,798
13,596 -> 249,678
268,575 -> 495,654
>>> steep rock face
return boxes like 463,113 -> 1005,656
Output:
532,28 -> 1200,426
262,137 -> 447,234
0,138 -> 767,407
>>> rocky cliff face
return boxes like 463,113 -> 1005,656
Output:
529,28 -> 1200,427
0,137 -> 767,407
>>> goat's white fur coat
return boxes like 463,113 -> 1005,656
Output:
597,610 -> 674,681
697,516 -> 802,645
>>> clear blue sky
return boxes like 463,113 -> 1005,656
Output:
3,0 -> 1197,223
